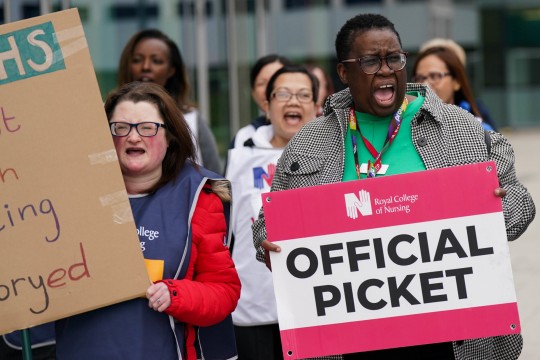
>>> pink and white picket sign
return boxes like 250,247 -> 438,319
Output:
262,161 -> 520,359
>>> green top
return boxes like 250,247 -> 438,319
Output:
343,93 -> 426,181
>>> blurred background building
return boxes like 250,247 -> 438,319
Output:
2,0 -> 540,156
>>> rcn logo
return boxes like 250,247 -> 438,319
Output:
253,163 -> 276,189
344,189 -> 373,219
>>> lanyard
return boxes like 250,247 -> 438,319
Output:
349,98 -> 408,179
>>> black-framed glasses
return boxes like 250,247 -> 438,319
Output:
271,90 -> 313,103
341,52 -> 408,74
109,122 -> 167,137
412,72 -> 451,84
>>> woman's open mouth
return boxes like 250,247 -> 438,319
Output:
373,84 -> 395,107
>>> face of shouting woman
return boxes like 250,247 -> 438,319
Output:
110,101 -> 169,185
262,72 -> 318,148
337,28 -> 407,117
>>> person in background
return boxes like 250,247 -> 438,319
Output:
230,54 -> 293,149
417,38 -> 497,131
412,46 -> 494,131
226,65 -> 319,359
252,13 -> 534,359
55,82 -> 240,360
419,38 -> 467,67
118,29 -> 223,173
305,62 -> 336,117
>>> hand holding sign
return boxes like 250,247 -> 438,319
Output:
261,239 -> 281,271
495,188 -> 507,197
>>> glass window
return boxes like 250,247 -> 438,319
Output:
178,1 -> 214,18
22,4 -> 40,19
284,0 -> 330,10
481,8 -> 505,87
345,0 -> 382,4
110,5 -> 158,20
506,8 -> 540,47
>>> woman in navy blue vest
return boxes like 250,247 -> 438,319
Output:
55,82 -> 241,360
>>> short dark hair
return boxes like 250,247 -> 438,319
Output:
265,65 -> 320,104
250,54 -> 293,89
117,29 -> 194,111
335,13 -> 402,62
104,82 -> 196,193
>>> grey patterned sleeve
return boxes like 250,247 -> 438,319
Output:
252,202 -> 268,263
453,334 -> 523,360
490,131 -> 536,241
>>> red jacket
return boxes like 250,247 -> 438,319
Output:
161,184 -> 241,359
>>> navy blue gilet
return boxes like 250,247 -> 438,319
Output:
56,161 -> 236,360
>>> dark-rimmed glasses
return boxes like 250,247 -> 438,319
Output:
412,72 -> 451,84
109,122 -> 167,137
271,90 -> 313,104
341,52 -> 408,74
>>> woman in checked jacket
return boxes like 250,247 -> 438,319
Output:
253,13 -> 535,360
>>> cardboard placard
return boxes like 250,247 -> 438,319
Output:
0,9 -> 150,335
263,162 -> 520,359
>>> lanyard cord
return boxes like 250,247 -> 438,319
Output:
349,97 -> 408,179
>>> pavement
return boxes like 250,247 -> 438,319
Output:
501,128 -> 540,360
